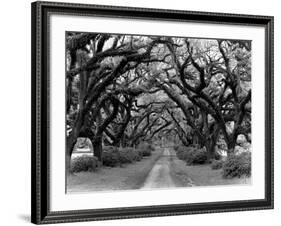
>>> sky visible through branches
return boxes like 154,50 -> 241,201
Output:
65,32 -> 251,177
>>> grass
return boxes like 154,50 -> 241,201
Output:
170,155 -> 251,187
67,148 -> 163,193
67,148 -> 251,193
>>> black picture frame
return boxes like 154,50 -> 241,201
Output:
31,1 -> 274,224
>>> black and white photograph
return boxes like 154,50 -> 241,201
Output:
28,0 -> 274,224
66,32 -> 252,193
0,0 -> 278,225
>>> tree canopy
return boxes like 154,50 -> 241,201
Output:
65,32 -> 251,172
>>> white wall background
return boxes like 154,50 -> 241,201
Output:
0,0 -> 279,225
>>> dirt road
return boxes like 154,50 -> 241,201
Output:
141,148 -> 192,189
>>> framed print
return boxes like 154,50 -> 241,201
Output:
31,1 -> 274,224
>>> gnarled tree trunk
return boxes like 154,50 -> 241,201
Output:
92,137 -> 103,162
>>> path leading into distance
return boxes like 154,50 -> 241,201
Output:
141,148 -> 189,189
